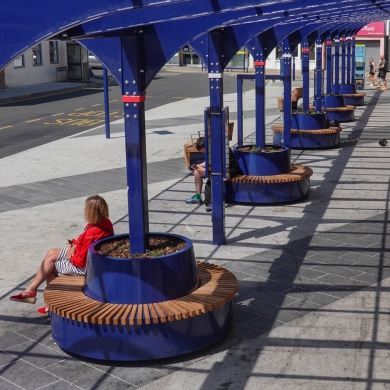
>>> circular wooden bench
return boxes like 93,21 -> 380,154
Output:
227,164 -> 313,184
271,124 -> 342,149
323,105 -> 355,112
271,123 -> 342,135
44,261 -> 237,326
342,93 -> 365,106
225,164 -> 313,203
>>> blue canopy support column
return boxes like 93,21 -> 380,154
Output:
334,35 -> 340,93
314,37 -> 323,112
326,36 -> 333,94
121,33 -> 149,254
347,35 -> 352,84
282,38 -> 292,150
341,35 -> 346,84
254,34 -> 266,149
208,30 -> 226,245
351,34 -> 356,85
302,37 -> 310,112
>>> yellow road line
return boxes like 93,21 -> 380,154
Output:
52,113 -> 64,117
109,99 -> 118,102
26,119 -> 41,123
74,108 -> 85,111
0,125 -> 12,130
92,104 -> 101,106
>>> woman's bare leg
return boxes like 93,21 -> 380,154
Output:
24,248 -> 61,292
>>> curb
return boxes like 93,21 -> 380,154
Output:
0,80 -> 117,105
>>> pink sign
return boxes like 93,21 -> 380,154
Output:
357,22 -> 385,36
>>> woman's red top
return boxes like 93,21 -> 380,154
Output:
70,218 -> 114,268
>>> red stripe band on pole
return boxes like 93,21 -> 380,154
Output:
122,95 -> 146,103
341,38 -> 346,41
302,48 -> 310,52
254,61 -> 265,66
326,41 -> 332,45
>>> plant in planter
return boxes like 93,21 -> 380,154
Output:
84,233 -> 197,305
292,110 -> 328,130
323,93 -> 345,108
233,144 -> 291,176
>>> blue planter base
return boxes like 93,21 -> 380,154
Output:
343,95 -> 365,106
273,131 -> 340,149
225,178 -> 310,203
50,302 -> 233,361
325,110 -> 355,122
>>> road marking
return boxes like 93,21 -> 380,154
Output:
109,99 -> 118,102
173,97 -> 192,100
52,113 -> 64,117
44,118 -> 105,126
26,119 -> 41,123
92,104 -> 101,106
75,108 -> 85,111
0,125 -> 12,130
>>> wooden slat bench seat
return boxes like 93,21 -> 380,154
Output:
271,124 -> 342,135
226,164 -> 313,184
343,93 -> 365,98
323,105 -> 356,112
44,261 -> 238,326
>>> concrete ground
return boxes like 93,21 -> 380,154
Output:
0,68 -> 389,389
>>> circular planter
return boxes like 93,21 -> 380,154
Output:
273,131 -> 340,149
339,84 -> 357,94
323,95 -> 345,108
83,233 -> 198,304
233,145 -> 291,176
50,302 -> 233,361
291,112 -> 327,130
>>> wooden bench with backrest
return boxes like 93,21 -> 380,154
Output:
183,123 -> 234,168
277,87 -> 303,111
43,261 -> 238,325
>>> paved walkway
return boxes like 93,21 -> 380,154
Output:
0,71 -> 389,389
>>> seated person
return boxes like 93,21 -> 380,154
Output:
185,137 -> 243,212
9,195 -> 114,314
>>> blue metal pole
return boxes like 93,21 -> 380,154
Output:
254,35 -> 266,149
121,34 -> 149,254
334,35 -> 340,94
103,67 -> 110,139
347,35 -> 351,84
314,38 -> 323,112
208,30 -> 225,245
341,35 -> 346,85
326,37 -> 332,94
237,75 -> 244,146
351,35 -> 356,85
282,39 -> 292,151
302,38 -> 310,112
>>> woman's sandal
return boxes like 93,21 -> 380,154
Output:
9,291 -> 37,304
37,306 -> 49,315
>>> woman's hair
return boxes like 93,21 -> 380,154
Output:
84,195 -> 109,224
370,57 -> 373,62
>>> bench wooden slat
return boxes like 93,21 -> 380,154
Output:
44,261 -> 238,325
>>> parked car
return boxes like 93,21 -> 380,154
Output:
88,52 -> 103,69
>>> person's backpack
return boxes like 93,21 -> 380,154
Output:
204,179 -> 212,206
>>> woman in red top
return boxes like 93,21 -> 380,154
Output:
10,195 -> 114,313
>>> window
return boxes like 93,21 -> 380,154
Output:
49,41 -> 59,64
14,55 -> 24,68
32,44 -> 42,65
